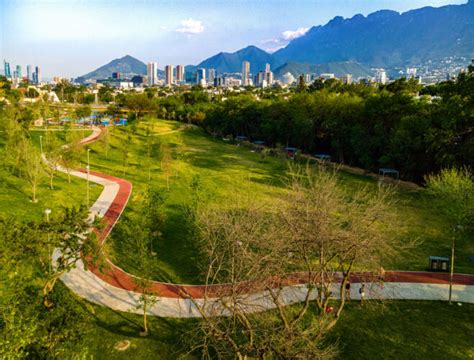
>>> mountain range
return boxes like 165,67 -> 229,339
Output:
76,1 -> 474,82
274,0 -> 474,67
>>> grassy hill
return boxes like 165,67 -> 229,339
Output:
78,119 -> 473,283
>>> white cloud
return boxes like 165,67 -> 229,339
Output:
281,27 -> 309,41
176,18 -> 204,34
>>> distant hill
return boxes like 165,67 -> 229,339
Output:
192,45 -> 276,74
273,61 -> 373,79
273,1 -> 474,67
76,55 -> 147,82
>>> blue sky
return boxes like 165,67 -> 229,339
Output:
0,0 -> 467,77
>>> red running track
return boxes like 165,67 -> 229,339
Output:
79,128 -> 474,299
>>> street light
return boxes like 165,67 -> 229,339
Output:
86,149 -> 91,207
45,208 -> 52,274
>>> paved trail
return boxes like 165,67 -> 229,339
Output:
50,127 -> 474,318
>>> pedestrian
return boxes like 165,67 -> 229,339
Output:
379,266 -> 386,289
359,283 -> 366,305
345,281 -> 351,301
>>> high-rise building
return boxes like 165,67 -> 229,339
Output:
208,68 -> 216,84
4,60 -> 11,78
176,65 -> 184,83
27,65 -> 33,81
197,68 -> 206,86
342,74 -> 353,85
35,66 -> 41,84
263,63 -> 274,86
282,72 -> 295,85
112,72 -> 121,79
164,65 -> 174,85
242,61 -> 250,86
15,65 -> 22,79
375,69 -> 388,85
147,62 -> 158,86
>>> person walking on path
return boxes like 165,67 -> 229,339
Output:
345,281 -> 351,301
379,266 -> 386,289
359,284 -> 366,306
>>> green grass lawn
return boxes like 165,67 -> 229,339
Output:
76,290 -> 473,359
3,121 -> 474,359
82,119 -> 473,283
0,129 -> 102,221
331,301 -> 474,359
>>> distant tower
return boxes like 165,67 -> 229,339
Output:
15,65 -> 22,79
27,65 -> 33,81
4,60 -> 11,78
242,61 -> 250,86
176,65 -> 184,83
197,68 -> 206,86
35,66 -> 41,84
207,68 -> 216,84
165,65 -> 174,85
375,69 -> 387,85
342,74 -> 353,85
147,62 -> 158,86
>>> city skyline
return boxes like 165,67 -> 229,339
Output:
0,0 -> 467,78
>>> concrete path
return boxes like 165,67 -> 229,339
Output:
48,126 -> 474,318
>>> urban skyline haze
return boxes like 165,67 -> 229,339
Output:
0,0 -> 467,77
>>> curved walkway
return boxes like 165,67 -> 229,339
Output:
53,127 -> 474,318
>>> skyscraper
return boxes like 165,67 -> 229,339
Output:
27,65 -> 33,81
264,63 -> 273,86
342,74 -> 353,85
147,62 -> 158,86
35,66 -> 41,84
375,69 -> 387,85
208,68 -> 216,84
15,65 -> 22,79
197,68 -> 206,86
4,60 -> 11,78
165,65 -> 174,86
176,65 -> 184,83
242,61 -> 250,86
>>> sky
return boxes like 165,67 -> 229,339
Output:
0,0 -> 467,77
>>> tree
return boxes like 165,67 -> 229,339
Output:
74,105 -> 91,122
425,167 -> 474,303
296,74 -> 307,93
19,138 -> 44,203
100,126 -> 111,157
59,137 -> 83,183
42,206 -> 101,307
43,130 -> 62,189
188,166 -> 399,358
122,189 -> 165,336
0,212 -> 95,358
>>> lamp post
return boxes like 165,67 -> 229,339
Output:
45,208 -> 52,274
86,149 -> 91,207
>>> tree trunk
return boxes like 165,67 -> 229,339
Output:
32,182 -> 37,203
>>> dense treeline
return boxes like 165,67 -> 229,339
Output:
156,71 -> 473,182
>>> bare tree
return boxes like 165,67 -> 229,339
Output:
186,165 -> 400,359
